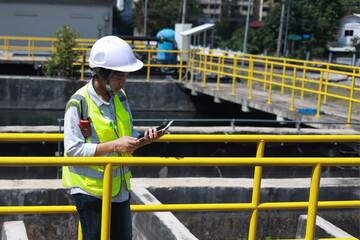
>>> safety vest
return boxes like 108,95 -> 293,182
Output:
62,83 -> 132,197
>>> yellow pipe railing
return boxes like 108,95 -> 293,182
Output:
190,49 -> 360,124
2,36 -> 359,124
0,134 -> 359,240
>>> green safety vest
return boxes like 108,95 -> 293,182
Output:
62,83 -> 132,197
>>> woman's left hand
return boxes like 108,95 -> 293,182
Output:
141,127 -> 166,145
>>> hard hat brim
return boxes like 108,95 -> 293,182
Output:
89,59 -> 143,73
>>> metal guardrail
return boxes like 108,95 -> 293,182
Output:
72,48 -> 188,82
189,48 -> 360,125
0,133 -> 359,240
0,36 -> 97,60
1,35 -> 359,125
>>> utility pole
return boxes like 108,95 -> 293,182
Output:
283,0 -> 290,56
243,0 -> 251,54
276,0 -> 286,57
144,0 -> 148,36
182,0 -> 187,23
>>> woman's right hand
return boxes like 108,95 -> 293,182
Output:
114,136 -> 140,154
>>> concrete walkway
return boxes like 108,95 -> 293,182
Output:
183,80 -> 360,132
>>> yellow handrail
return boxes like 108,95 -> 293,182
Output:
191,49 -> 360,124
2,35 -> 359,125
0,134 -> 359,240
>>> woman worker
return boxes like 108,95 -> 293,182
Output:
63,36 -> 165,240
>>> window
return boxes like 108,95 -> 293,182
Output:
345,30 -> 353,37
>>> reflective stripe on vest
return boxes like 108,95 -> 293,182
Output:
62,83 -> 133,197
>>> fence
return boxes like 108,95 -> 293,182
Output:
1,36 -> 359,125
0,36 -> 97,60
0,36 -> 187,82
72,48 -> 188,82
0,133 -> 358,240
189,48 -> 360,125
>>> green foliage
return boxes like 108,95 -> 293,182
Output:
217,0 -> 359,57
351,36 -> 360,56
133,0 -> 203,36
43,26 -> 82,77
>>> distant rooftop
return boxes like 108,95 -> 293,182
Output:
343,13 -> 360,20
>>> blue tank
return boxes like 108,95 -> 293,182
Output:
156,28 -> 176,64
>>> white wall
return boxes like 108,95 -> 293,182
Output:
0,2 -> 113,39
337,16 -> 360,46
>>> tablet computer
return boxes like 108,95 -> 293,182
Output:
137,120 -> 173,141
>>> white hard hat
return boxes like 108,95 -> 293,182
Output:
89,36 -> 143,72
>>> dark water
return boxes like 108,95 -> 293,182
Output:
0,139 -> 358,179
0,106 -> 303,128
0,109 -> 358,179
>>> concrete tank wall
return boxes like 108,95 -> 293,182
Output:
0,76 -> 202,112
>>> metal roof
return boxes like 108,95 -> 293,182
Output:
343,13 -> 360,20
181,23 -> 215,36
0,0 -> 113,5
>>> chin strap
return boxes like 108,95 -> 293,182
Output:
91,68 -> 115,93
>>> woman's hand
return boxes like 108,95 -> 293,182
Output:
140,127 -> 166,146
114,136 -> 140,154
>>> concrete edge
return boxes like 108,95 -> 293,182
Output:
131,186 -> 198,240
1,221 -> 28,240
0,177 -> 359,190
295,215 -> 355,239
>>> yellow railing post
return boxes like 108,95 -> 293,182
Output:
323,65 -> 330,103
305,163 -> 322,240
263,58 -> 268,91
210,49 -> 214,74
216,56 -> 221,91
281,60 -> 286,95
301,62 -> 307,100
221,55 -> 225,77
203,53 -> 207,87
267,63 -> 274,104
78,220 -> 82,240
346,68 -> 356,126
146,50 -> 151,82
232,58 -> 238,95
178,52 -> 184,82
290,67 -> 297,111
190,49 -> 194,83
248,60 -> 254,100
199,51 -> 203,74
247,55 -> 253,86
101,163 -> 113,240
248,140 -> 265,240
80,50 -> 86,81
315,70 -> 324,118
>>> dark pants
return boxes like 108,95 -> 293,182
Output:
73,194 -> 132,240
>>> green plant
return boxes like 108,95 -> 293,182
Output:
43,26 -> 82,77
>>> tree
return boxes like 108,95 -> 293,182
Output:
351,36 -> 360,57
43,26 -> 82,77
133,0 -> 203,36
214,0 -> 247,49
216,0 -> 359,57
